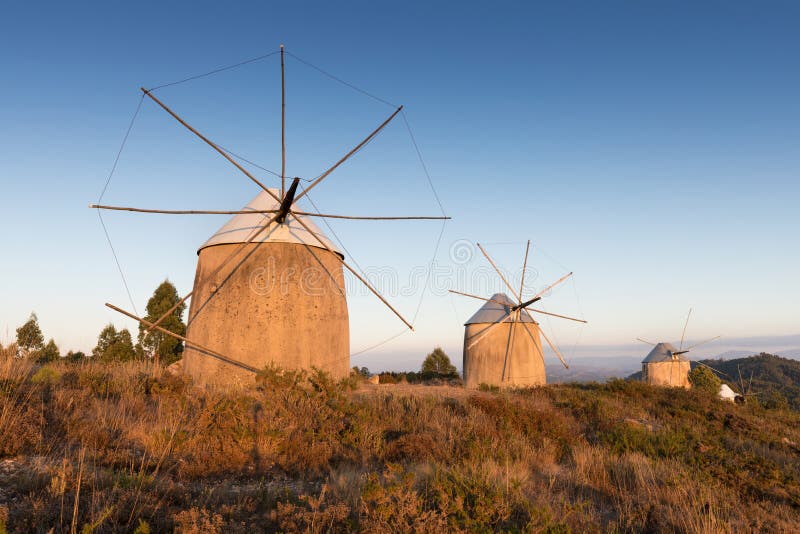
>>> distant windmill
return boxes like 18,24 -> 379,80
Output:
92,46 -> 448,385
449,240 -> 586,388
637,308 -> 720,388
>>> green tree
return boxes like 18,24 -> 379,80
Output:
421,347 -> 457,376
688,365 -> 721,394
65,350 -> 86,363
138,280 -> 186,367
106,329 -> 136,362
36,338 -> 60,364
16,312 -> 44,358
92,324 -> 118,359
93,324 -> 136,362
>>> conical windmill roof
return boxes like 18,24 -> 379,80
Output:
199,189 -> 343,257
642,342 -> 687,363
464,293 -> 535,325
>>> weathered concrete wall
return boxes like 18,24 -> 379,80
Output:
463,322 -> 545,388
182,242 -> 349,386
643,361 -> 691,388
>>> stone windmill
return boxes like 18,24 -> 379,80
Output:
450,240 -> 586,388
93,46 -> 448,385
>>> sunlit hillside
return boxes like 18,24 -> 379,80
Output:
1,356 -> 799,532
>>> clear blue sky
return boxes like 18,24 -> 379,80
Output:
1,1 -> 798,370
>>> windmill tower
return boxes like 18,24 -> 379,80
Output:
450,241 -> 586,388
638,308 -> 719,388
93,46 -> 448,386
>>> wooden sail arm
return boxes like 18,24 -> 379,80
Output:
476,243 -> 522,303
528,308 -> 587,323
89,204 -> 449,220
293,106 -> 403,203
518,240 -> 531,304
520,320 -> 546,364
288,211 -> 414,331
684,335 -> 721,352
106,303 -> 260,374
531,272 -> 573,301
145,211 -> 283,332
679,307 -> 693,351
501,310 -> 519,382
466,313 -> 513,350
140,87 -> 281,204
448,289 -> 512,309
280,44 -> 286,198
539,327 -> 569,369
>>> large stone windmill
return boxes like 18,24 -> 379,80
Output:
450,241 -> 586,388
93,46 -> 448,385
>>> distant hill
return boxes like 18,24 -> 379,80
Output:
699,353 -> 800,409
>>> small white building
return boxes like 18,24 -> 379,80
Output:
718,383 -> 739,402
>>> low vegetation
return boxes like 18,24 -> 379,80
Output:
1,355 -> 799,533
700,353 -> 800,410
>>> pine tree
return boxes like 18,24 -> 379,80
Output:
92,324 -> 118,359
93,324 -> 136,362
16,312 -> 44,358
105,329 -> 136,362
421,347 -> 457,376
36,339 -> 60,363
138,280 -> 186,367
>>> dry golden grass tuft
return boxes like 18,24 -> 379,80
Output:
0,359 -> 798,532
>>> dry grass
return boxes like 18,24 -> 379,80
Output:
0,357 -> 798,532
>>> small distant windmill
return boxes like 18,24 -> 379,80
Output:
92,46 -> 449,385
637,308 -> 720,388
449,240 -> 586,388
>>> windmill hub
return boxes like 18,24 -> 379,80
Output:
512,296 -> 541,312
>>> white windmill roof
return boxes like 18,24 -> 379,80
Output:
719,383 -> 737,401
199,189 -> 343,257
642,342 -> 688,363
464,293 -> 535,325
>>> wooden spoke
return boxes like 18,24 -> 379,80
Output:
518,240 -> 531,304
294,106 -> 403,202
531,272 -> 573,301
466,312 -> 513,350
146,211 -> 282,332
89,204 -> 280,215
448,289 -> 512,308
501,310 -> 519,382
280,44 -> 286,198
289,212 -> 414,330
141,88 -> 281,203
89,204 -> 448,220
295,212 -> 451,221
529,308 -> 587,323
520,321 -> 546,364
685,335 -> 721,351
106,303 -> 259,374
540,327 -> 569,369
636,337 -> 657,346
476,243 -> 521,302
679,307 -> 693,351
